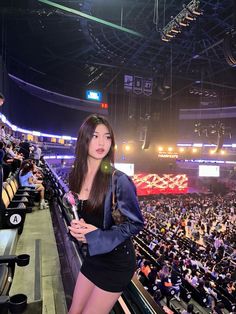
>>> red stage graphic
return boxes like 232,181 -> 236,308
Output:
133,173 -> 188,195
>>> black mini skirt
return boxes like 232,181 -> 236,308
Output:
80,238 -> 136,292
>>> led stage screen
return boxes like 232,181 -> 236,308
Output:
198,165 -> 220,177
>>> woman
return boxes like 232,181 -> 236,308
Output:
68,114 -> 144,314
19,161 -> 48,209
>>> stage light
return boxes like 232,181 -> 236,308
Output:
178,20 -> 189,27
210,150 -> 215,154
114,144 -> 118,150
124,144 -> 130,151
170,28 -> 180,34
191,8 -> 202,15
161,0 -> 202,43
185,14 -> 195,21
161,37 -> 170,42
192,148 -> 198,153
168,147 -> 173,152
179,147 -> 185,152
158,146 -> 164,152
220,150 -> 225,155
165,32 -> 174,38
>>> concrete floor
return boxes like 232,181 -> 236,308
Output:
10,206 -> 68,314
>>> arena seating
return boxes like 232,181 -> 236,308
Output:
134,203 -> 236,313
0,228 -> 31,314
3,181 -> 33,212
0,188 -> 27,235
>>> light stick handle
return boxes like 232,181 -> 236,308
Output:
72,204 -> 79,220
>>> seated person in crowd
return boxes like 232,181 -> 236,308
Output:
0,141 -> 12,180
19,161 -> 48,209
182,303 -> 194,314
4,143 -> 23,172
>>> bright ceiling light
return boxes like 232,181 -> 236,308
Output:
125,144 -> 130,151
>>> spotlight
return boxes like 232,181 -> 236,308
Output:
124,144 -> 130,151
185,14 -> 195,21
165,32 -> 174,38
179,19 -> 189,27
168,147 -> 173,152
185,7 -> 196,20
170,27 -> 180,34
161,36 -> 170,42
191,8 -> 202,15
161,0 -> 202,43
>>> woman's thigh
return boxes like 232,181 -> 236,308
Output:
82,286 -> 122,314
35,183 -> 43,190
69,272 -> 96,314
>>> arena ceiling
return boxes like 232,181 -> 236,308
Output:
1,0 -> 236,99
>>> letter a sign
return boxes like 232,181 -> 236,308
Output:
10,214 -> 22,225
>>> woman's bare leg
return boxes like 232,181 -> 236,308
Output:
69,272 -> 96,314
82,286 -> 122,314
36,184 -> 45,200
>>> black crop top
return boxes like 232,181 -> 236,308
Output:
77,200 -> 104,229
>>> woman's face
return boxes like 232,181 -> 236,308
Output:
88,124 -> 112,160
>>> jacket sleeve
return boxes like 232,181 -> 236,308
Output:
85,173 -> 144,256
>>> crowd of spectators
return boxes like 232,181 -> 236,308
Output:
0,124 -> 49,209
136,194 -> 236,313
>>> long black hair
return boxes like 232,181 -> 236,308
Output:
20,161 -> 34,176
69,114 -> 115,210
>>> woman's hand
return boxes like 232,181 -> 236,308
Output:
68,219 -> 98,243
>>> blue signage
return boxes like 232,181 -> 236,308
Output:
86,90 -> 102,102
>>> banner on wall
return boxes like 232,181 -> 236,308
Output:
124,74 -> 153,96
133,76 -> 143,95
143,78 -> 153,96
124,75 -> 134,92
